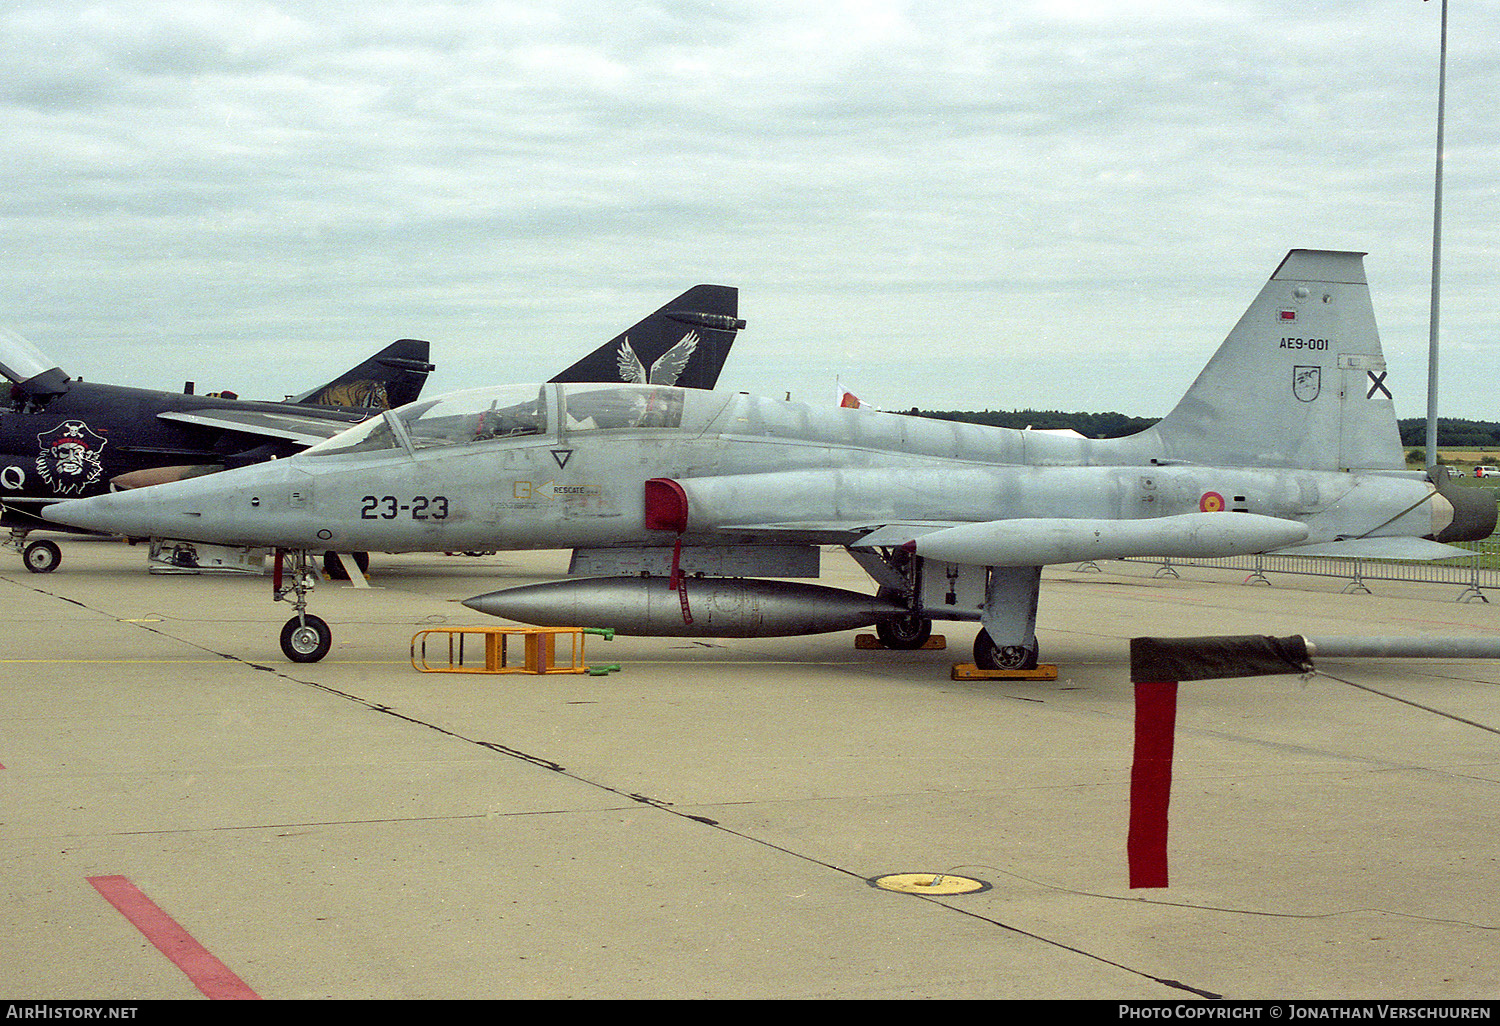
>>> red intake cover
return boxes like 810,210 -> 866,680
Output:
643,478 -> 689,533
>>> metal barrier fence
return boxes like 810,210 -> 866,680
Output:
1116,540 -> 1499,603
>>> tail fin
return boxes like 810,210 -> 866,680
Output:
1151,250 -> 1405,472
548,284 -> 744,390
293,339 -> 435,410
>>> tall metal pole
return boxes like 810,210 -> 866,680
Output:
1424,0 -> 1448,469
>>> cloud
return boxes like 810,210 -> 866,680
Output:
1,1 -> 1494,419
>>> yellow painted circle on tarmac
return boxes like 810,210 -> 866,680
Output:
869,873 -> 990,895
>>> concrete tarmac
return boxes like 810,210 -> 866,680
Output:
1,536 -> 1497,1000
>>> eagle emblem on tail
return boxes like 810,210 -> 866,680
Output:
616,331 -> 699,385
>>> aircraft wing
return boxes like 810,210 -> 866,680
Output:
1269,537 -> 1475,561
155,408 -> 361,447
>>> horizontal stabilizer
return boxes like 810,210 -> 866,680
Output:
911,513 -> 1310,567
1270,537 -> 1476,561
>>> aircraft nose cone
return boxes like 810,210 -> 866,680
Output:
42,492 -> 140,535
43,484 -> 202,541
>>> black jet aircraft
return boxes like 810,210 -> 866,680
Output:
0,330 -> 435,572
3,284 -> 742,573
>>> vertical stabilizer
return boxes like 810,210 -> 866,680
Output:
549,285 -> 744,390
294,339 -> 435,410
1151,250 -> 1405,472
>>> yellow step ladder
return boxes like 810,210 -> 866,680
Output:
411,626 -> 616,675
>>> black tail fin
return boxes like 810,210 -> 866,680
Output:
293,339 -> 435,410
548,285 -> 743,390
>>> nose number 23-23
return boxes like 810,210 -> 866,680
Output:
360,495 -> 450,520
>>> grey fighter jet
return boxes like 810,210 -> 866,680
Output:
44,251 -> 1496,665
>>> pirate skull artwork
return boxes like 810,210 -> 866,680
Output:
35,420 -> 108,495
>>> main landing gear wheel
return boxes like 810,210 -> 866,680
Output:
280,615 -> 332,663
876,611 -> 934,650
23,539 -> 61,574
973,628 -> 1038,671
873,587 -> 933,650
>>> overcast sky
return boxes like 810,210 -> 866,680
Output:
3,1 -> 1495,420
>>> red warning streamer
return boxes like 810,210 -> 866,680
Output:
646,479 -> 695,625
1127,681 -> 1178,889
669,534 -> 694,625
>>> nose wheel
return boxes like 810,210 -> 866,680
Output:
280,614 -> 332,663
274,549 -> 333,662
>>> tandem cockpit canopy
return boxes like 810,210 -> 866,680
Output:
302,383 -> 689,457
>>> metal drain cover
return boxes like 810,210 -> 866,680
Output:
869,873 -> 990,895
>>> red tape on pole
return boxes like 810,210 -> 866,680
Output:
1128,680 -> 1178,889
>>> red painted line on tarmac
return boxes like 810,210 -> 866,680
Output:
87,875 -> 260,1000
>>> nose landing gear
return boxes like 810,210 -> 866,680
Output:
274,549 -> 333,662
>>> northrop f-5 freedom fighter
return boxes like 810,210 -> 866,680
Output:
44,251 -> 1496,664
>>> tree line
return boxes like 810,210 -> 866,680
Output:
904,408 -> 1500,448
